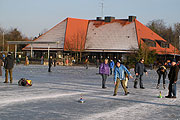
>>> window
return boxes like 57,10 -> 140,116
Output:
155,40 -> 169,48
142,38 -> 156,47
161,42 -> 169,48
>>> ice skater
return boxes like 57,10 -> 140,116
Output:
4,52 -> 14,83
125,64 -> 130,88
113,60 -> 133,96
48,56 -> 53,72
0,56 -> 3,76
165,59 -> 179,98
41,56 -> 44,65
156,62 -> 167,89
25,56 -> 29,66
54,59 -> 57,67
109,59 -> 115,75
85,58 -> 89,69
96,59 -> 100,68
134,58 -> 147,89
99,59 -> 110,89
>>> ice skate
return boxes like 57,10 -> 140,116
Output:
156,84 -> 159,89
163,84 -> 166,89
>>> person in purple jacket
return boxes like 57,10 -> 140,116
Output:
99,59 -> 110,89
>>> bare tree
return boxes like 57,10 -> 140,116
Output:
64,30 -> 87,62
174,23 -> 180,49
0,27 -> 29,52
146,20 -> 180,49
129,42 -> 157,66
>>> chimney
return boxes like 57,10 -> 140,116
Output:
105,16 -> 115,22
96,17 -> 103,21
128,16 -> 136,22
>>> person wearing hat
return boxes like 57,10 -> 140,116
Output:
99,58 -> 110,89
113,60 -> 133,96
166,59 -> 179,98
4,52 -> 14,83
134,58 -> 147,89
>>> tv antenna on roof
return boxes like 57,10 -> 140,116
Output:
99,0 -> 104,18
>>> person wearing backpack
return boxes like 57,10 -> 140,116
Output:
99,59 -> 110,89
156,62 -> 167,89
4,52 -> 14,83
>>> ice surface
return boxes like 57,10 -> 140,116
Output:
0,65 -> 180,120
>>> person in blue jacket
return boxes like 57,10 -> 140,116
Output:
109,60 -> 115,75
113,60 -> 133,96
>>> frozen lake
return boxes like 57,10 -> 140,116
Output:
0,65 -> 180,120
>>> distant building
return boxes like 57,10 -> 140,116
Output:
23,16 -> 180,62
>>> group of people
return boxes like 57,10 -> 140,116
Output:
99,58 -> 143,96
156,59 -> 179,98
99,58 -> 179,98
0,52 -> 179,98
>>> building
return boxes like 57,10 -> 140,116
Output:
23,16 -> 180,62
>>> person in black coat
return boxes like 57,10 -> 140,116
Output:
165,60 -> 179,98
54,59 -> 56,67
48,56 -> 53,72
134,58 -> 147,89
156,63 -> 167,89
4,52 -> 14,83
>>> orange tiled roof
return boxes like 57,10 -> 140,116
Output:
135,19 -> 180,55
64,18 -> 89,51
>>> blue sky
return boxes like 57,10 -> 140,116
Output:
0,0 -> 180,38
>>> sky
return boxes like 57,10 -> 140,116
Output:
0,0 -> 180,38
